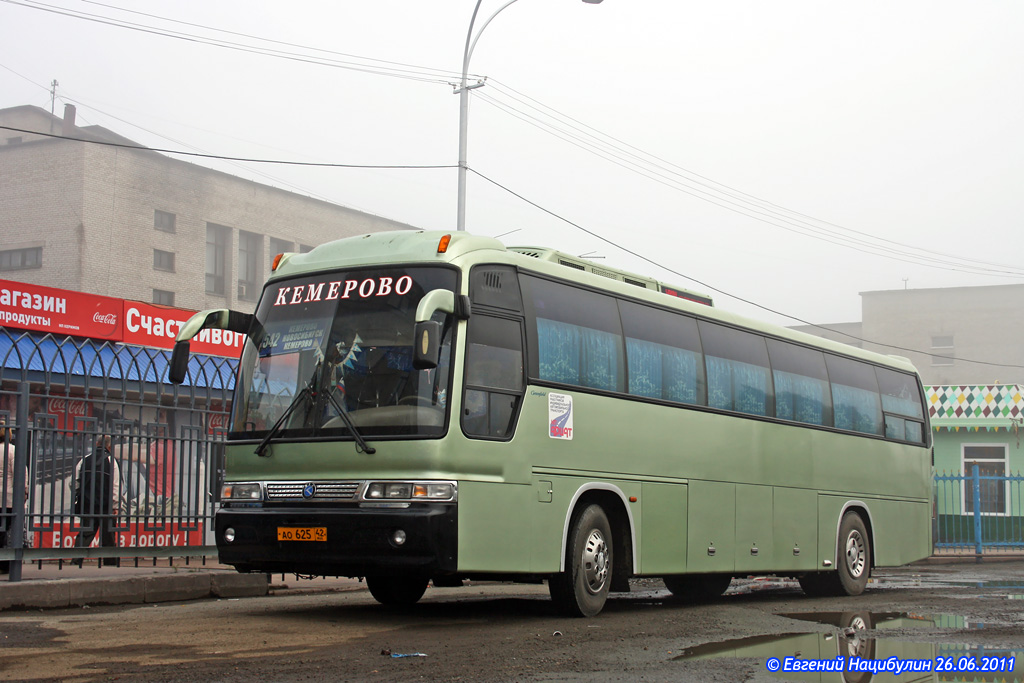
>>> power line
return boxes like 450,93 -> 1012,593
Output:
0,0 -> 467,86
0,124 -> 456,169
478,80 -> 1024,279
467,167 -> 1024,370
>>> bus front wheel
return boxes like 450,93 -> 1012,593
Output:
549,504 -> 612,617
365,575 -> 429,606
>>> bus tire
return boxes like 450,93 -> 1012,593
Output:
549,504 -> 612,617
663,574 -> 732,601
365,575 -> 429,606
801,511 -> 871,597
835,512 -> 871,595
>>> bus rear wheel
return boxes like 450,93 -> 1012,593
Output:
663,574 -> 732,601
799,511 -> 871,597
365,575 -> 429,606
549,504 -> 612,617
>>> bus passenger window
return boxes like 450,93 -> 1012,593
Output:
462,316 -> 525,440
698,321 -> 772,417
875,366 -> 926,443
520,275 -> 625,393
767,339 -> 832,427
825,354 -> 882,436
618,300 -> 705,406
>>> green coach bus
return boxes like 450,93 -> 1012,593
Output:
170,230 -> 931,617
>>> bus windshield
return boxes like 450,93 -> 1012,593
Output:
230,266 -> 457,441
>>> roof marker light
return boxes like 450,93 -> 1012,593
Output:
271,253 -> 284,271
437,234 -> 452,254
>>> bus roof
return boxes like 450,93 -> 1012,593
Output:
270,230 -> 920,376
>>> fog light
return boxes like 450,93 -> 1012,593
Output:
391,529 -> 407,546
224,527 -> 236,543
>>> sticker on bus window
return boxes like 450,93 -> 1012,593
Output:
549,393 -> 573,440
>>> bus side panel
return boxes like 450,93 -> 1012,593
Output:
735,483 -> 774,571
639,482 -> 687,574
870,499 -> 932,567
457,481 -> 534,572
816,495 -> 848,570
686,480 -> 736,572
772,487 -> 819,571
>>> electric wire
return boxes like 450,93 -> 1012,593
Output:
467,167 -> 1024,370
0,124 -> 456,169
480,80 -> 1024,278
475,90 -> 1024,278
0,0 -> 466,86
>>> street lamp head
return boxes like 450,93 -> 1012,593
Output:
582,0 -> 604,3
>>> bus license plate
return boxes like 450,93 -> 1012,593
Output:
277,527 -> 327,542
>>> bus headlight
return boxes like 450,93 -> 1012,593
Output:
363,482 -> 455,502
222,483 -> 263,500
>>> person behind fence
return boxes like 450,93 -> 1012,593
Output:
73,434 -> 121,566
1,420 -> 28,574
124,412 -> 176,516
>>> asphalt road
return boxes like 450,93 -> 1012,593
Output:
2,559 -> 1023,682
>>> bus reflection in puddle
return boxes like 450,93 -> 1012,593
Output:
674,611 -> 1024,682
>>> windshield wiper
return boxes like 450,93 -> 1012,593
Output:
254,362 -> 376,456
254,380 -> 314,457
323,388 -> 375,454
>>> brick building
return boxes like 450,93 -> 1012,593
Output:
0,104 -> 418,312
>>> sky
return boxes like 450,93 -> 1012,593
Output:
2,0 -> 1023,327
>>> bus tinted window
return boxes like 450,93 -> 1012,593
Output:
619,300 -> 705,405
698,321 -> 772,417
875,366 -> 925,443
522,276 -> 624,393
767,339 -> 831,427
825,354 -> 882,435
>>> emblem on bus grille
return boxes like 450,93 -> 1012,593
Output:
302,483 -> 317,499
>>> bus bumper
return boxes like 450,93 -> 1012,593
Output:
215,503 -> 458,577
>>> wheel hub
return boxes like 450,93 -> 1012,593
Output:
582,529 -> 609,594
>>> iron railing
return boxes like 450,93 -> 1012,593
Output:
1,329 -> 234,581
934,465 -> 1024,555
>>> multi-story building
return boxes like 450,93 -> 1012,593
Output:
0,104 -> 417,313
792,284 -> 1024,386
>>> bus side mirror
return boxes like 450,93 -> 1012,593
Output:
412,321 -> 442,370
169,340 -> 191,384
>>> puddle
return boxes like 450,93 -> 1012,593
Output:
675,613 -> 1024,681
676,633 -> 1024,682
779,611 -> 987,630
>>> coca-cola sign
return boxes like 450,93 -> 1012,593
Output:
44,397 -> 92,433
0,278 -> 123,339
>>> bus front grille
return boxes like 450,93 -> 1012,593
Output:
265,482 -> 361,500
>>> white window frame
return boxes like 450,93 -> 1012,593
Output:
960,443 -> 1009,516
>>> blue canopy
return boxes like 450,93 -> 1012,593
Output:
0,330 -> 237,390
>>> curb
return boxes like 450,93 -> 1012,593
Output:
0,572 -> 269,612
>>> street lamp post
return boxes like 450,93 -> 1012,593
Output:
455,0 -> 603,231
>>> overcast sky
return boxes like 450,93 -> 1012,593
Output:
2,0 -> 1022,327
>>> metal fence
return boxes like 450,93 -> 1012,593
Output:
1,329 -> 235,581
934,465 -> 1024,555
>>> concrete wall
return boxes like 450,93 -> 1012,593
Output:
1,105 -> 419,313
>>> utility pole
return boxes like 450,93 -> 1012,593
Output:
50,79 -> 59,115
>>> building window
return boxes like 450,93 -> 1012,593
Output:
962,444 -> 1008,515
238,231 -> 262,301
269,237 -> 293,265
154,210 -> 176,233
153,249 -> 175,272
931,335 -> 954,366
299,244 -> 314,253
153,289 -> 175,306
206,223 -> 230,295
0,247 -> 42,271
